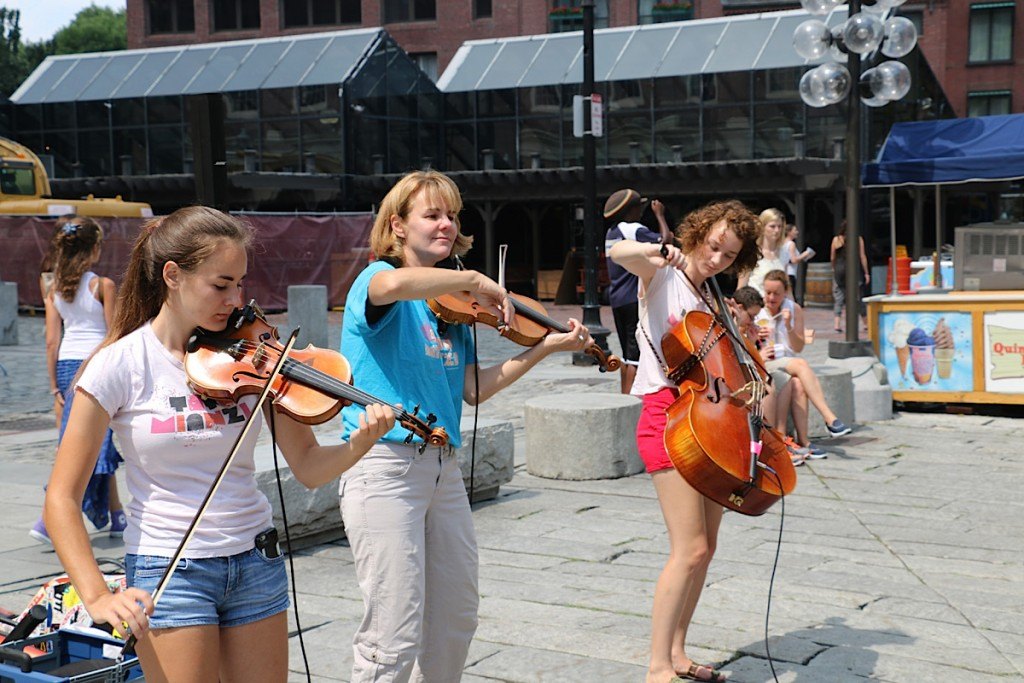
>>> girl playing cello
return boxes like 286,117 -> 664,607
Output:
338,170 -> 592,681
610,200 -> 762,683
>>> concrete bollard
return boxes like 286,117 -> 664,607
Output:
804,365 -> 855,439
455,417 -> 514,503
287,285 -> 328,350
0,282 -> 17,346
525,392 -> 643,480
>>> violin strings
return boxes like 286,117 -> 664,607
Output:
280,360 -> 418,423
509,298 -> 568,334
196,337 -> 417,424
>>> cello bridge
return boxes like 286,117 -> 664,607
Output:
730,380 -> 768,408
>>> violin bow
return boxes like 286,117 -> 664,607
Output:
118,328 -> 302,659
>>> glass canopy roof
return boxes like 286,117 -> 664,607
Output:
437,7 -> 849,92
11,28 -> 382,104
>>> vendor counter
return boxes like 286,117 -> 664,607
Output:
866,291 -> 1024,405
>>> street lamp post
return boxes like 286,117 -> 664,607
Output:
792,0 -> 918,358
575,0 -> 612,365
842,2 -> 865,355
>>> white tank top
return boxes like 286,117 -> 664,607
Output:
631,266 -> 710,396
53,271 -> 108,360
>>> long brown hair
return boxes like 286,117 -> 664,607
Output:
106,206 -> 252,345
369,171 -> 473,264
52,216 -> 104,302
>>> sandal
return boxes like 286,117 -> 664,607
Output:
676,662 -> 727,682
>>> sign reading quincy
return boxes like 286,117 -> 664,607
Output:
984,312 -> 1024,393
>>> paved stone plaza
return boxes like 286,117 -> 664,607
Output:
1,308 -> 1022,682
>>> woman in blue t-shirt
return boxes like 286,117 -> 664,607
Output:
339,170 -> 591,681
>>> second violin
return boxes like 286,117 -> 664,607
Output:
428,291 -> 622,372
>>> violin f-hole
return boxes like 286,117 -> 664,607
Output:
706,375 -> 729,403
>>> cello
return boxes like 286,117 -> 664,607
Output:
660,274 -> 796,516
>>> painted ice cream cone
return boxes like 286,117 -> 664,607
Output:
935,349 -> 954,379
896,346 -> 910,378
933,319 -> 954,379
888,319 -> 914,379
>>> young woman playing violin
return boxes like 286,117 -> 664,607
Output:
610,200 -> 763,683
338,170 -> 592,682
43,206 -> 396,683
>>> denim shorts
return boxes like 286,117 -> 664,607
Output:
125,543 -> 289,629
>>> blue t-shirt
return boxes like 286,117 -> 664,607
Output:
605,221 -> 663,309
340,261 -> 475,448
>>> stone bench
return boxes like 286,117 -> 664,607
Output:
524,392 -> 643,480
0,282 -> 17,346
801,364 -> 855,440
826,356 -> 893,423
255,416 -> 514,547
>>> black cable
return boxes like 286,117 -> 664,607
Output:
759,465 -> 786,683
469,322 -> 479,505
267,409 -> 312,683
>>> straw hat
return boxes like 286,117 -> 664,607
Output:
603,188 -> 648,220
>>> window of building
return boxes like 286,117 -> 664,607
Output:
474,0 -> 492,18
549,0 -> 608,33
897,8 -> 924,36
969,2 -> 1014,63
383,0 -> 436,23
282,0 -> 361,27
411,53 -> 438,82
967,90 -> 1011,117
638,0 -> 693,25
149,0 -> 195,34
213,0 -> 260,31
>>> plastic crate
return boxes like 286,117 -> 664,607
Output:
0,629 -> 142,683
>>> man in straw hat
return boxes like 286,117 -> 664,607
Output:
604,188 -> 671,393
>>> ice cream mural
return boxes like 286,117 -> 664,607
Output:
879,312 -> 972,392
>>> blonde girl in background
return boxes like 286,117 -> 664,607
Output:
738,207 -> 785,295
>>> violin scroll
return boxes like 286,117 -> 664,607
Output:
400,406 -> 448,448
583,344 -> 621,373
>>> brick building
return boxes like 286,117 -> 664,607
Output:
127,0 -> 703,78
128,0 -> 1018,116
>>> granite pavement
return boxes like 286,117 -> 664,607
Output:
1,306 -> 1022,682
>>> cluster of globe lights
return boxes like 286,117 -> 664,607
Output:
793,0 -> 919,108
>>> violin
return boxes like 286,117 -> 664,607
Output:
660,279 -> 796,516
184,301 -> 449,448
428,291 -> 622,373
